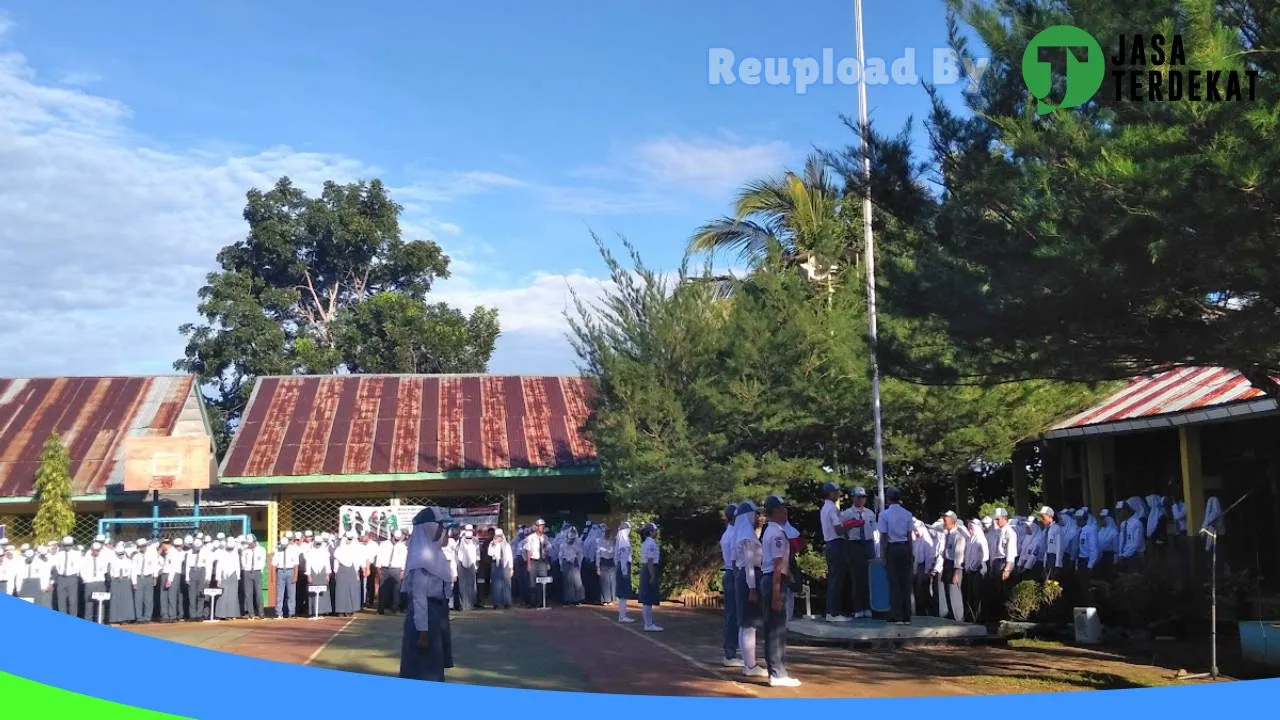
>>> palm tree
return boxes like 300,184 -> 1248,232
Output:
688,153 -> 845,270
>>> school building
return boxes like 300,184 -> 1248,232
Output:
1020,366 -> 1280,583
0,375 -> 224,543
216,373 -> 605,547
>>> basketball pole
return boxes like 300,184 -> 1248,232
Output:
151,490 -> 161,539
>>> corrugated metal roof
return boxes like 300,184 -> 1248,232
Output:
219,374 -> 598,479
1049,366 -> 1272,434
0,376 -> 204,498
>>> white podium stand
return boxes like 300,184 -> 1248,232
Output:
308,585 -> 327,620
535,576 -> 552,610
90,591 -> 111,624
19,597 -> 35,603
203,588 -> 223,622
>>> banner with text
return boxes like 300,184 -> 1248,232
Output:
339,503 -> 500,540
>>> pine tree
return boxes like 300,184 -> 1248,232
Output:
33,433 -> 75,543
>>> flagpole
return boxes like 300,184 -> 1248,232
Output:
854,0 -> 887,510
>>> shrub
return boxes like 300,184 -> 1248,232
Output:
1006,580 -> 1042,621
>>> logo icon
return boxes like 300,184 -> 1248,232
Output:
1022,25 -> 1105,115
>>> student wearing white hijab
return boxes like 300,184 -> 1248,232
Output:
456,525 -> 479,611
332,531 -> 362,616
399,508 -> 453,683
560,525 -> 586,605
212,540 -> 243,620
912,520 -> 938,617
303,538 -> 333,616
596,523 -> 616,605
962,518 -> 989,622
718,505 -> 742,666
731,500 -> 767,679
108,543 -> 138,624
0,545 -> 15,596
582,523 -> 601,605
1117,498 -> 1146,570
18,546 -> 54,609
934,512 -> 966,621
442,527 -> 460,610
1095,509 -> 1119,575
613,521 -> 634,622
487,528 -> 514,609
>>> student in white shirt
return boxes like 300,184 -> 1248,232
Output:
132,539 -> 160,623
1039,507 -> 1064,581
759,495 -> 800,688
877,487 -> 916,624
718,505 -> 741,666
934,512 -> 967,621
962,518 -> 989,622
50,536 -> 81,617
595,523 -> 616,606
638,523 -> 662,631
524,520 -> 552,609
456,525 -> 480,611
17,547 -> 54,609
487,528 -> 514,609
108,544 -> 138,624
272,539 -> 298,619
840,486 -> 878,619
1117,499 -> 1146,570
240,535 -> 267,619
818,482 -> 849,622
80,542 -> 111,621
377,530 -> 408,615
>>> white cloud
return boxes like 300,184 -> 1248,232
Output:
58,71 -> 101,87
543,135 -> 793,215
0,27 -> 601,378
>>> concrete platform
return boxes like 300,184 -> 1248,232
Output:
789,615 -> 991,648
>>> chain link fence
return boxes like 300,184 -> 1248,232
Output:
278,493 -> 508,539
0,512 -> 103,546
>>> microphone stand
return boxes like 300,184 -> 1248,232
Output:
1178,492 -> 1250,681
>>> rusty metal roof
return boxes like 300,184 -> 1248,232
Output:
0,376 -> 205,498
219,375 -> 598,479
1045,366 -> 1278,439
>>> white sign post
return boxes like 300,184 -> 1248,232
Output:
309,585 -> 327,621
203,588 -> 223,623
535,576 -> 552,611
91,591 -> 111,625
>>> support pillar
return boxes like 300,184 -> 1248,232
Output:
1086,438 -> 1107,513
1179,426 -> 1204,536
1012,445 -> 1029,516
504,488 -> 517,537
266,498 -> 279,609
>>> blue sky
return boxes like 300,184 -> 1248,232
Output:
0,1 -> 969,377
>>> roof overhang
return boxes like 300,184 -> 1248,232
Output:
1042,396 -> 1278,440
220,464 -> 601,487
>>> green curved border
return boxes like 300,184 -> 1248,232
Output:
0,670 -> 191,718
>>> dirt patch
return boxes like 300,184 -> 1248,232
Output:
125,616 -> 351,665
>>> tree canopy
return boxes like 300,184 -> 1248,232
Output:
176,177 -> 499,452
862,0 -> 1280,396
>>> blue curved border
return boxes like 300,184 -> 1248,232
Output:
0,594 -> 1275,716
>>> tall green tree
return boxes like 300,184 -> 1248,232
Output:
33,433 -> 75,543
176,177 -> 500,453
862,0 -> 1280,396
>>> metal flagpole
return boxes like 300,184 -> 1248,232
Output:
854,0 -> 887,510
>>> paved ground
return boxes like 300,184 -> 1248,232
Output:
122,605 -> 1237,697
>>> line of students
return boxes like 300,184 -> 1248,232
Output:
818,486 -> 1210,625
0,532 -> 267,624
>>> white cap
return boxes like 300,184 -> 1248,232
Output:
1038,506 -> 1055,518
536,519 -> 546,526
943,510 -> 958,519
62,536 -> 74,545
993,508 -> 1008,518
216,532 -> 226,540
174,538 -> 184,546
137,538 -> 148,546
1075,508 -> 1088,518
19,543 -> 30,552
91,542 -> 103,550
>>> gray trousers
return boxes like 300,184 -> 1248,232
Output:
161,577 -> 183,620
242,570 -> 263,616
134,575 -> 156,622
760,575 -> 790,679
54,575 -> 80,616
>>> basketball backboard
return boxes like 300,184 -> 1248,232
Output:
122,435 -> 215,492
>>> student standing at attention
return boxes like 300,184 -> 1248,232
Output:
759,495 -> 801,688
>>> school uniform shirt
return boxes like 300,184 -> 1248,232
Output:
109,555 -> 138,584
820,499 -> 843,543
1172,502 -> 1188,534
841,506 -> 879,558
241,546 -> 267,574
912,528 -> 935,570
215,549 -> 242,582
79,553 -> 110,584
525,534 -> 549,561
134,548 -> 161,578
1043,523 -> 1064,568
761,522 -> 790,577
734,528 -> 765,586
361,541 -> 379,569
1062,523 -> 1080,560
389,542 -> 408,572
1119,517 -> 1146,559
877,504 -> 915,543
162,549 -> 186,583
1096,522 -> 1119,554
187,548 -> 214,582
51,548 -> 81,578
963,526 -> 989,571
488,540 -> 514,570
641,537 -> 660,567
1077,523 -> 1100,568
991,524 -> 1017,562
375,540 -> 395,568
1,557 -> 18,593
939,527 -> 967,572
20,557 -> 53,591
285,543 -> 305,570
272,549 -> 297,571
306,548 -> 333,574
719,525 -> 736,570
